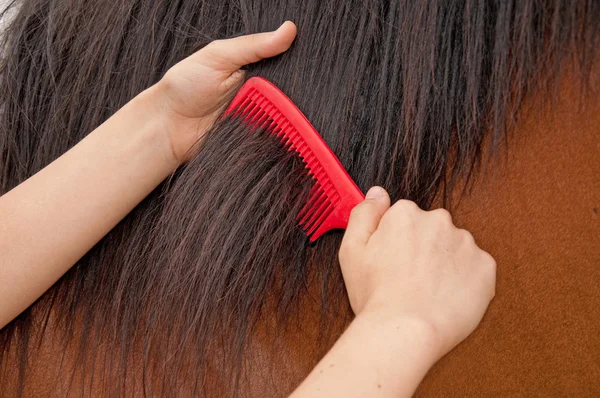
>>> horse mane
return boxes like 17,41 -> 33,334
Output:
0,0 -> 598,396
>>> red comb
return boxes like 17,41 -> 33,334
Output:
224,77 -> 365,242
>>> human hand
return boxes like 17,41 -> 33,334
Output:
339,187 -> 496,360
149,21 -> 297,163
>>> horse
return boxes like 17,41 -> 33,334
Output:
0,0 -> 598,396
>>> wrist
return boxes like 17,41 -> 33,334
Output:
291,304 -> 442,397
132,83 -> 184,169
143,80 -> 215,164
354,309 -> 443,366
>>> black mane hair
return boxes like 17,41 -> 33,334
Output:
0,0 -> 598,396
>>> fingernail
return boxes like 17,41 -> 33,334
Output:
366,186 -> 385,199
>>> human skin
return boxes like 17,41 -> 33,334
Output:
291,188 -> 496,397
0,21 -> 298,329
0,19 -> 496,396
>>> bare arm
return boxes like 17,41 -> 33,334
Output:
291,312 -> 438,397
291,188 -> 497,397
0,89 -> 175,328
0,22 -> 298,329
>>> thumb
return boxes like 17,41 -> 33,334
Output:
341,187 -> 391,251
197,21 -> 297,72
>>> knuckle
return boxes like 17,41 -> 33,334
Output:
393,199 -> 419,215
378,209 -> 397,228
398,199 -> 419,209
484,252 -> 497,272
383,200 -> 414,224
431,208 -> 452,224
479,251 -> 497,293
459,228 -> 475,244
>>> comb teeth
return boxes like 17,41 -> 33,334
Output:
298,183 -> 339,237
224,77 -> 365,241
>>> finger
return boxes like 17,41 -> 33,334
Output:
199,21 -> 297,71
342,187 -> 391,251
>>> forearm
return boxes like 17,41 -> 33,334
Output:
290,311 -> 440,397
0,85 -> 177,328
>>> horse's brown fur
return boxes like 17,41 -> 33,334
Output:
3,67 -> 599,398
0,0 -> 599,396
